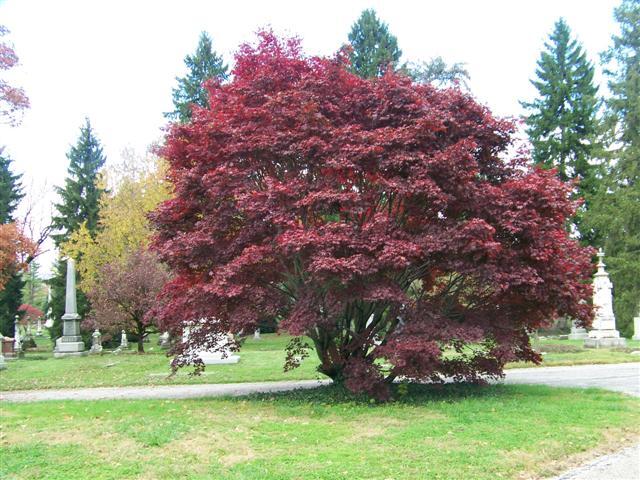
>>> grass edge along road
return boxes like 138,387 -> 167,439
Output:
1,383 -> 639,480
1,334 -> 639,392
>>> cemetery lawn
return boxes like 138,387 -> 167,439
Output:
1,335 -> 638,392
510,338 -> 640,368
1,384 -> 639,480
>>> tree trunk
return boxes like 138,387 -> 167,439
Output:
137,337 -> 144,354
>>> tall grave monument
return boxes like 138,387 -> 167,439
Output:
54,258 -> 87,357
584,249 -> 626,348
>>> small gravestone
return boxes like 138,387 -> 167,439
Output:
90,329 -> 103,354
254,329 -> 260,340
1,336 -> 15,359
13,316 -> 22,356
181,320 -> 239,365
585,249 -> 626,348
0,349 -> 6,370
120,330 -> 129,349
568,319 -> 588,340
158,331 -> 170,349
633,311 -> 640,341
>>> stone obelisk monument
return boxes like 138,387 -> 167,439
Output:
633,306 -> 640,341
584,249 -> 626,348
54,258 -> 87,357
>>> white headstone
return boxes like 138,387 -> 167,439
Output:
254,329 -> 261,340
13,315 -> 21,355
90,329 -> 103,354
181,320 -> 239,365
585,249 -> 626,348
120,330 -> 129,349
159,331 -> 170,348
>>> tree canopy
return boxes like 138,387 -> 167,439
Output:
0,25 -> 29,126
64,154 -> 170,293
348,9 -> 402,78
0,149 -> 26,336
51,118 -> 106,246
85,248 -> 168,353
583,0 -> 640,335
521,18 -> 601,210
166,31 -> 228,123
151,32 -> 594,399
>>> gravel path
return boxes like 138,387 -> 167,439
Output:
503,362 -> 640,396
0,378 -> 331,402
2,362 -> 637,402
550,443 -> 640,480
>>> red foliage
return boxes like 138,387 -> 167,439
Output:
18,304 -> 43,322
0,26 -> 29,126
151,31 -> 594,398
0,222 -> 36,291
85,248 -> 169,353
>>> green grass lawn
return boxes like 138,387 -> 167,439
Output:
1,334 -> 638,392
0,334 -> 321,391
511,338 -> 640,368
1,384 -> 638,479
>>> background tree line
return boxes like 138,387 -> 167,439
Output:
1,1 -> 637,346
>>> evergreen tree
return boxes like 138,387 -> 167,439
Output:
166,32 -> 228,123
521,19 -> 601,206
0,150 -> 24,337
0,151 -> 24,223
584,0 -> 639,336
51,118 -> 106,246
348,9 -> 402,78
49,118 -> 106,343
21,261 -> 47,312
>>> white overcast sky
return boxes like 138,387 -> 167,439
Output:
0,0 -> 620,275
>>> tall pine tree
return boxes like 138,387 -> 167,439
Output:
51,118 -> 106,245
0,150 -> 24,337
49,119 -> 106,342
166,32 -> 228,123
584,0 -> 639,337
348,9 -> 402,78
522,19 -> 601,215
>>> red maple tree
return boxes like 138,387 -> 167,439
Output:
85,248 -> 169,353
151,32 -> 594,399
18,303 -> 44,322
0,25 -> 29,126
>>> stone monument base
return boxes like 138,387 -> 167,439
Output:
568,332 -> 589,340
53,351 -> 89,358
633,317 -> 640,341
197,351 -> 240,365
54,338 -> 87,358
584,337 -> 627,348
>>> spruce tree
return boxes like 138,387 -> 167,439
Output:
166,32 -> 228,123
49,118 -> 106,343
584,0 -> 639,336
521,19 -> 601,206
0,151 -> 24,337
348,9 -> 402,78
0,151 -> 24,224
51,118 -> 106,246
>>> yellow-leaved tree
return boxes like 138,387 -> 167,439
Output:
64,151 -> 171,294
